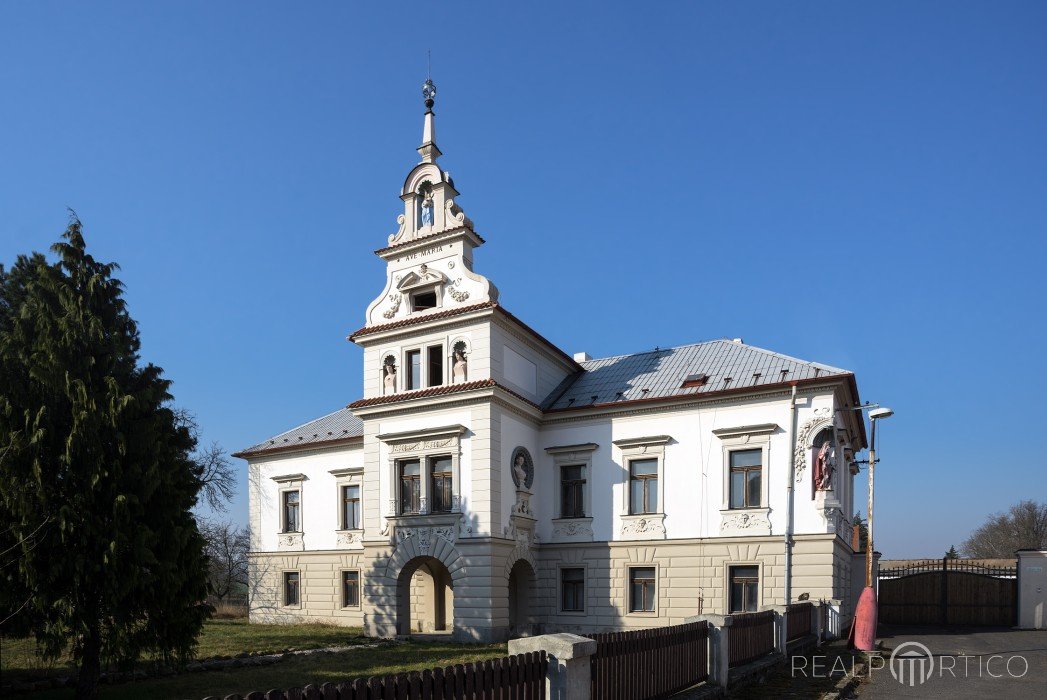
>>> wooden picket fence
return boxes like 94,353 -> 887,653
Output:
727,610 -> 775,668
786,601 -> 813,641
204,651 -> 548,700
589,621 -> 709,700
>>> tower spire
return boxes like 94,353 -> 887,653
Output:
419,77 -> 441,163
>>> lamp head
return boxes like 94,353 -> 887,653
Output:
869,407 -> 894,420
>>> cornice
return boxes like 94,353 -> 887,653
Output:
712,423 -> 780,439
376,424 -> 467,443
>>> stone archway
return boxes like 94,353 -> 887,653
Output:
397,556 -> 454,634
383,526 -> 467,637
506,557 -> 537,638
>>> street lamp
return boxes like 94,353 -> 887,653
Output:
854,406 -> 894,651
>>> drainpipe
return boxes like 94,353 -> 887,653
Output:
784,383 -> 799,647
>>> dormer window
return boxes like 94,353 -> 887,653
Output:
411,290 -> 438,312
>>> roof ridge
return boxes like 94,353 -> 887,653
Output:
579,338 -> 724,365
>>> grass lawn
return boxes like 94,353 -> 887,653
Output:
5,619 -> 454,694
9,637 -> 508,700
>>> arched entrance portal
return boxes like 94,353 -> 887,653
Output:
397,556 -> 454,635
507,559 -> 536,637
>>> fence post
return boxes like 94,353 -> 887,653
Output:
508,633 -> 596,700
765,605 -> 789,655
811,601 -> 824,644
686,614 -> 732,687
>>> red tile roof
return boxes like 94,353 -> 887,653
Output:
348,302 -> 498,340
347,378 -> 542,411
348,379 -> 497,408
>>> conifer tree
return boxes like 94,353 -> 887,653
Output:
0,217 -> 210,699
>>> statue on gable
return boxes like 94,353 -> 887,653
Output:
419,181 -> 434,228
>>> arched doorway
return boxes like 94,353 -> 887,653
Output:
396,556 -> 454,635
507,559 -> 536,638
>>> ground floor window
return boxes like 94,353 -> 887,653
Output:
341,570 -> 360,607
729,565 -> 759,613
561,568 -> 585,612
283,571 -> 300,606
629,567 -> 656,612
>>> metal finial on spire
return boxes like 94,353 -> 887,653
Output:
422,77 -> 436,112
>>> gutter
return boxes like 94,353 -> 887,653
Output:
784,382 -> 799,645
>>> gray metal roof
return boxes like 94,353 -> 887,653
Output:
237,407 -> 363,456
544,339 -> 850,410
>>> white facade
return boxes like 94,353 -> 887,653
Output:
240,84 -> 867,641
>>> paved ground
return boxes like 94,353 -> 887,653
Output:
858,625 -> 1047,699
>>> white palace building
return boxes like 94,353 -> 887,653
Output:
238,81 -> 868,642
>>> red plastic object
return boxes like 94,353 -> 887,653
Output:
853,586 -> 878,651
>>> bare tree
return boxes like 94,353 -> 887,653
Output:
174,408 -> 237,512
961,500 -> 1047,558
200,520 -> 250,600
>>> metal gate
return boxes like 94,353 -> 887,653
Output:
878,558 -> 1017,626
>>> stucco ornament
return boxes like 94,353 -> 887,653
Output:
621,517 -> 666,537
719,511 -> 771,536
382,293 -> 402,320
553,520 -> 594,538
510,447 -> 534,490
794,407 -> 834,482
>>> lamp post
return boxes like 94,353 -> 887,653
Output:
854,406 -> 894,651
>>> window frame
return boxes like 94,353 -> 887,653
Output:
410,288 -> 439,312
559,566 -> 586,614
559,463 -> 587,519
728,449 -> 763,510
341,483 -> 362,530
283,570 -> 302,608
726,563 -> 762,614
628,457 -> 659,515
713,425 -> 776,514
379,425 -> 466,521
613,436 -> 670,540
398,458 -> 422,515
281,488 -> 302,534
427,344 -> 444,387
405,349 -> 422,391
546,443 -> 598,543
428,455 -> 454,513
627,565 -> 658,615
340,569 -> 361,609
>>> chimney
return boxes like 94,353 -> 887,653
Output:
573,352 -> 592,362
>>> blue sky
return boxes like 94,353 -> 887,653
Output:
2,2 -> 1045,558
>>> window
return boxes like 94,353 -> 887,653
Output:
561,568 -> 585,612
341,570 -> 360,607
406,350 -> 421,390
282,490 -> 300,532
729,566 -> 759,613
399,459 -> 421,514
427,345 -> 444,387
341,484 -> 361,530
629,458 -> 659,514
429,456 -> 453,512
411,290 -> 437,312
629,567 -> 656,613
560,464 -> 586,518
729,449 -> 762,509
284,571 -> 300,606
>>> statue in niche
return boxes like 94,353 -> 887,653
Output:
382,356 -> 397,395
452,342 -> 468,383
510,447 -> 534,491
419,181 -> 434,228
813,436 -> 836,491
